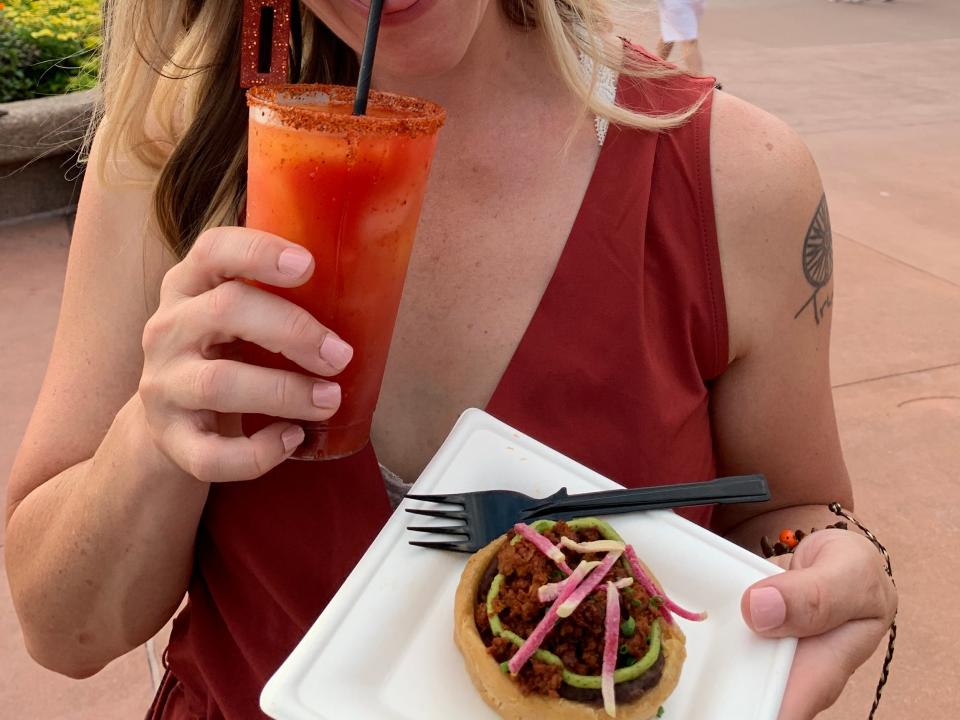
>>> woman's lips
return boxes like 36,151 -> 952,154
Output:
347,0 -> 437,25
352,0 -> 420,12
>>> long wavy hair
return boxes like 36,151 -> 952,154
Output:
93,0 -> 701,258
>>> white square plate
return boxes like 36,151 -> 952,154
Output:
261,409 -> 796,720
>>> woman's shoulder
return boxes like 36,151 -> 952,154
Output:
709,90 -> 816,190
708,90 -> 826,362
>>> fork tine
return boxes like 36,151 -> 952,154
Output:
408,539 -> 472,553
404,492 -> 465,505
404,507 -> 467,521
406,525 -> 469,536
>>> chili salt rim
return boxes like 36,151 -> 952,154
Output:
246,83 -> 446,137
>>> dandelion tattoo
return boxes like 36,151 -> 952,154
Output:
794,195 -> 833,325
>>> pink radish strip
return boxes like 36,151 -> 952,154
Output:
507,560 -> 594,675
537,583 -> 561,603
557,551 -> 622,618
602,581 -> 620,717
537,560 -> 600,602
559,536 -> 626,554
598,577 -> 633,596
624,545 -> 673,624
661,595 -> 707,621
624,545 -> 707,623
514,523 -> 573,575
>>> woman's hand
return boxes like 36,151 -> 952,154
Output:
741,529 -> 898,720
139,227 -> 353,482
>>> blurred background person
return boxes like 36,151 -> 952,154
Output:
657,0 -> 706,74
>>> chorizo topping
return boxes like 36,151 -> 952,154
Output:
476,519 -> 699,716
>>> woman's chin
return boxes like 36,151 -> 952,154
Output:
372,42 -> 470,80
307,0 -> 487,82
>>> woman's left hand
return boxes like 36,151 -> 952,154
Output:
740,528 -> 898,720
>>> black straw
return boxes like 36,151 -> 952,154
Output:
353,0 -> 385,115
289,0 -> 302,83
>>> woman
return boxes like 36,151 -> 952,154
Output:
656,0 -> 706,74
4,1 -> 896,718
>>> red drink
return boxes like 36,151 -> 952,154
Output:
245,85 -> 444,459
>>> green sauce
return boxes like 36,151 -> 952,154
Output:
496,618 -> 663,688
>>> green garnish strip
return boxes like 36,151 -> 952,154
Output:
487,517 -> 662,687
486,573 -> 505,636
496,622 -> 662,688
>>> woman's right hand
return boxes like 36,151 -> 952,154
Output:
138,227 -> 353,482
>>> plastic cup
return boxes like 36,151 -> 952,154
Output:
245,84 -> 445,460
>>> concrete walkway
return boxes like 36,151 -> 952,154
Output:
0,217 -> 160,717
701,1 -> 960,717
1,0 -> 957,716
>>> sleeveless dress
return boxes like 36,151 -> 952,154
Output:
148,69 -> 725,719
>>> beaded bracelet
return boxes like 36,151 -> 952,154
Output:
759,503 -> 896,720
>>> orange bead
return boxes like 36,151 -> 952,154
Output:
779,529 -> 798,549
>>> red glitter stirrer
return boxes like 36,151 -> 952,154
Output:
240,0 -> 292,88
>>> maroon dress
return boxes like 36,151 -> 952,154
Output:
149,70 -> 724,719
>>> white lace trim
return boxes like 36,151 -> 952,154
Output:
578,53 -> 619,146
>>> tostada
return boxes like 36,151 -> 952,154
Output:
454,518 -> 706,719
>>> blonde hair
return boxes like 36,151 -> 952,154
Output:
93,0 -> 703,257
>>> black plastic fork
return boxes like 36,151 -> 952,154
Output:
405,474 -> 769,552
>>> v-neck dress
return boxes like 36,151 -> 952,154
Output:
149,69 -> 725,719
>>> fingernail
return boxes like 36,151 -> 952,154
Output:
750,587 -> 787,631
281,425 -> 305,452
312,382 -> 341,408
320,335 -> 353,371
277,248 -> 312,277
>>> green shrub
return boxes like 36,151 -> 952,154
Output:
0,0 -> 101,101
0,15 -> 40,103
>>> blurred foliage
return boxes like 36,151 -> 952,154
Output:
0,14 -> 40,102
0,0 -> 101,102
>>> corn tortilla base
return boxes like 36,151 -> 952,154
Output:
454,535 -> 687,720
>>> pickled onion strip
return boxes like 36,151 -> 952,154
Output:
602,581 -> 620,717
597,577 -> 633,593
536,560 -> 600,602
514,523 -> 573,574
559,536 -> 626,554
557,551 -> 622,618
624,545 -> 707,623
661,596 -> 707,621
507,560 -> 593,675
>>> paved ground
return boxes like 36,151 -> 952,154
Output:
700,2 -> 960,716
0,217 -> 162,717
1,0 -> 957,717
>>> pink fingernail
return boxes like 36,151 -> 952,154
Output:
312,382 -> 341,408
281,426 -> 305,452
320,335 -> 353,371
750,587 -> 787,631
277,248 -> 312,277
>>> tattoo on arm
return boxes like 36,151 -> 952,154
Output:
794,194 -> 833,325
